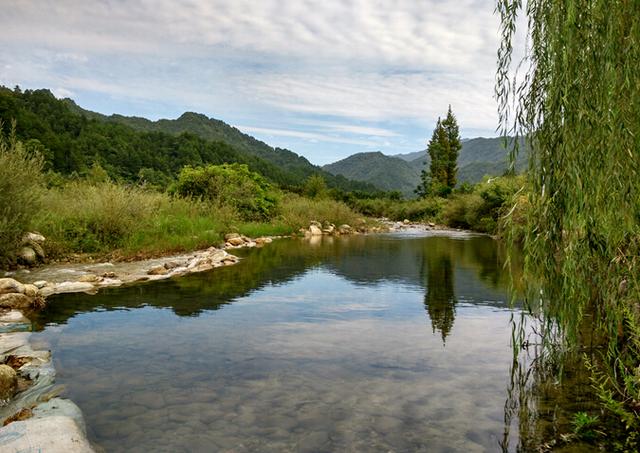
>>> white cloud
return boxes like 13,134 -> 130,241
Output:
0,0 -> 509,161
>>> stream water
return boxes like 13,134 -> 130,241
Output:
27,230 -> 592,452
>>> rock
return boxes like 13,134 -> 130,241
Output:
32,280 -> 48,289
309,220 -> 322,228
209,250 -> 227,263
17,247 -> 37,265
101,271 -> 117,279
29,241 -> 46,261
0,416 -> 94,452
338,224 -> 352,234
309,225 -> 323,236
22,284 -> 39,298
38,285 -> 56,298
163,261 -> 180,270
255,237 -> 272,246
227,237 -> 245,246
0,364 -> 18,400
53,282 -> 96,294
147,265 -> 168,276
403,219 -> 410,225
0,293 -> 32,308
78,274 -> 101,283
0,278 -> 25,295
322,224 -> 335,234
22,232 -> 45,244
224,233 -> 240,241
428,222 -> 436,228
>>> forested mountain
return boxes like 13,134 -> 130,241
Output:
0,86 -> 375,192
324,137 -> 528,196
323,152 -> 420,195
63,100 -> 357,190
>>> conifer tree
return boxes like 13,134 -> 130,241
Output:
416,106 -> 462,197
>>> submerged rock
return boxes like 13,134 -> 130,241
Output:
0,364 -> 17,401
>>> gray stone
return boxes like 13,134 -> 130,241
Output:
0,364 -> 17,400
22,232 -> 45,244
53,282 -> 96,294
0,416 -> 94,452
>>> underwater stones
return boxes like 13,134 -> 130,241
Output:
0,364 -> 18,400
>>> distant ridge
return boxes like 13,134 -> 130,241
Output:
323,137 -> 528,196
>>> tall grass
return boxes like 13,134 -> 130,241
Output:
0,126 -> 44,265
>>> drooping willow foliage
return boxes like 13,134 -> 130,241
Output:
496,0 -> 640,443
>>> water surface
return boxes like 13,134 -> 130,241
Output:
32,231 -> 525,452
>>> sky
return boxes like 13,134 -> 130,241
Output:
1,0 -> 505,165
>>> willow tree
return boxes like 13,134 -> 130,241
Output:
497,0 -> 640,440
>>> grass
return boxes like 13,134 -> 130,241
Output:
29,182 -> 369,262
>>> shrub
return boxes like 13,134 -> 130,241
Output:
0,126 -> 44,265
172,163 -> 278,221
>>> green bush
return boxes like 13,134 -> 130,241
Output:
0,126 -> 44,265
172,163 -> 278,221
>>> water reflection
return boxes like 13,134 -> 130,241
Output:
422,240 -> 457,342
30,231 -> 529,452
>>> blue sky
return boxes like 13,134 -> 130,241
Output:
1,0 -> 504,165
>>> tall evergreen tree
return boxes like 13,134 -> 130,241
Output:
416,106 -> 462,197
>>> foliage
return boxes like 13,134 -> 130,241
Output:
571,412 -> 600,442
0,124 -> 44,265
0,87 -> 376,193
417,106 -> 461,197
497,0 -> 640,445
303,174 -> 329,199
172,163 -> 278,221
277,193 -> 363,231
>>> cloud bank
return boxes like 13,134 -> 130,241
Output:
1,0 -> 504,164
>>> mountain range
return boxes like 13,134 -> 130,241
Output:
1,86 -> 525,198
323,137 -> 528,196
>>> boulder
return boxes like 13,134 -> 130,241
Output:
17,247 -> 37,265
53,282 -> 96,294
0,364 -> 18,400
163,261 -> 180,270
309,220 -> 322,228
309,225 -> 323,236
227,237 -> 245,246
23,232 -> 45,244
322,224 -> 335,234
224,233 -> 241,241
22,284 -> 39,298
32,280 -> 48,289
255,237 -> 272,246
0,416 -> 94,452
428,222 -> 436,228
0,278 -> 25,295
403,219 -> 410,225
209,250 -> 227,263
0,293 -> 32,308
29,241 -> 46,260
338,224 -> 352,234
78,274 -> 101,283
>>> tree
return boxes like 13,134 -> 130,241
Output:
416,106 -> 462,197
497,0 -> 640,444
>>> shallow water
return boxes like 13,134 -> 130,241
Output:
31,231 -> 530,452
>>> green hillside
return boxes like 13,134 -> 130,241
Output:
0,86 -> 375,192
64,100 -> 370,192
322,152 -> 420,196
325,137 -> 529,196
